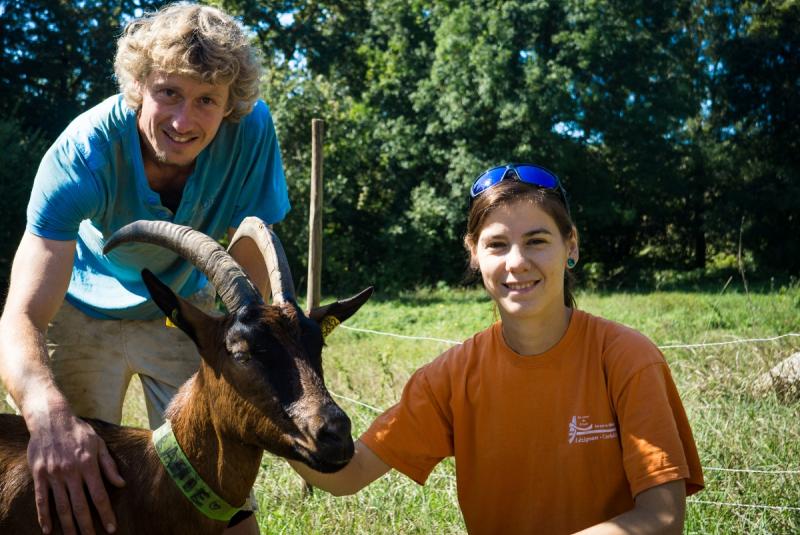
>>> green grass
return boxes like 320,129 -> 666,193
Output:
2,282 -> 799,533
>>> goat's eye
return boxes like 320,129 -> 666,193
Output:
232,351 -> 251,364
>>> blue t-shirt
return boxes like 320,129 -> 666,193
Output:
27,95 -> 290,320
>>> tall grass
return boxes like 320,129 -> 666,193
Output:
2,282 -> 798,533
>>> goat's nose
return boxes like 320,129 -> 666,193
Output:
316,406 -> 351,443
312,404 -> 354,461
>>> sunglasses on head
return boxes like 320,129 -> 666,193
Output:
469,163 -> 570,214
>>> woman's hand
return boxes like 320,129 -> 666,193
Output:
288,439 -> 391,496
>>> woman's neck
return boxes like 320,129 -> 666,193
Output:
500,305 -> 573,356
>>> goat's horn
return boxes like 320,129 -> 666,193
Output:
103,220 -> 264,312
227,217 -> 296,304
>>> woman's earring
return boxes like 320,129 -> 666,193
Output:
566,257 -> 576,269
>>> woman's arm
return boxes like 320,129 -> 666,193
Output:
574,480 -> 686,534
288,439 -> 391,496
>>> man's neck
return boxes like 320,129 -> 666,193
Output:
142,152 -> 193,213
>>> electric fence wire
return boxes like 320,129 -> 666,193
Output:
340,325 -> 800,351
424,473 -> 800,512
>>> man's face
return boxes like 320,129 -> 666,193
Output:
136,71 -> 231,170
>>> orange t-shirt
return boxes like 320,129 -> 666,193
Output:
360,310 -> 704,534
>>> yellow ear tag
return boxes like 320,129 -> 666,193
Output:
320,316 -> 341,339
166,309 -> 179,328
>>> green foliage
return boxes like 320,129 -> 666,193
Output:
712,0 -> 800,272
232,0 -> 799,294
1,0 -> 167,140
0,0 -> 797,292
0,116 -> 50,293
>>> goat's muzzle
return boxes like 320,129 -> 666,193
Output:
293,402 -> 354,473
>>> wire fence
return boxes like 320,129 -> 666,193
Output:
341,324 -> 800,351
423,472 -> 800,513
332,325 -> 800,515
687,499 -> 800,512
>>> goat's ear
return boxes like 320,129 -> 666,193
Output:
141,269 -> 217,350
307,286 -> 373,339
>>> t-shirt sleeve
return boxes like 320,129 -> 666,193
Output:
26,137 -> 103,241
360,364 -> 454,485
230,102 -> 290,228
614,359 -> 705,497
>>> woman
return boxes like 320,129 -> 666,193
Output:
290,163 -> 704,534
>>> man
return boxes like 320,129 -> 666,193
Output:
0,4 -> 288,534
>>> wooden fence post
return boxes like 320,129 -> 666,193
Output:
307,119 -> 324,309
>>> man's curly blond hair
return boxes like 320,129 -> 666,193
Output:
114,2 -> 262,122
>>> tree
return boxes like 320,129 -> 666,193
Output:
1,0 -> 166,139
239,0 -> 798,291
2,0 -> 797,292
713,0 -> 800,272
0,116 -> 49,296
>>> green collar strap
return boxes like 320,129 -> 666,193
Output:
152,420 -> 242,522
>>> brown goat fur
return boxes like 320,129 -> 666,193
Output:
0,414 -> 222,534
0,270 -> 373,534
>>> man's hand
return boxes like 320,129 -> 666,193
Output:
0,235 -> 124,534
27,405 -> 125,535
0,232 -> 126,533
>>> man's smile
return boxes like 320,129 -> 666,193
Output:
163,129 -> 198,144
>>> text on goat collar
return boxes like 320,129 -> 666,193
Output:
152,420 -> 243,522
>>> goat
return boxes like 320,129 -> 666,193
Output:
0,217 -> 372,534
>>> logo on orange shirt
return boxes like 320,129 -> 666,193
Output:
568,415 -> 618,444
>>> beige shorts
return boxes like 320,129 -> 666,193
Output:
31,284 -> 219,428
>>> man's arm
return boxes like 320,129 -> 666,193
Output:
288,439 -> 391,497
227,226 -> 270,300
0,232 -> 124,535
574,480 -> 686,535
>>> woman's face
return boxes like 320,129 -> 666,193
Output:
471,199 -> 577,323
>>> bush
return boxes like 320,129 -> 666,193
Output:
0,117 -> 50,295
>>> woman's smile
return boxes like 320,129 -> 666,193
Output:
503,279 -> 540,292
